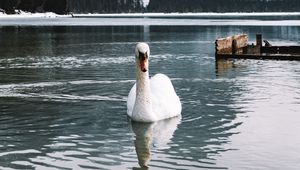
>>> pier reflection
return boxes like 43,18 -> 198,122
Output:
215,59 -> 236,76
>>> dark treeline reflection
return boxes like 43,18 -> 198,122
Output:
0,26 -> 143,58
0,26 -> 299,58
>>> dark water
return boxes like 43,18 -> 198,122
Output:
1,24 -> 300,169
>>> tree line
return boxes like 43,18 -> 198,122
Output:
0,0 -> 144,14
0,0 -> 67,14
0,0 -> 299,14
68,0 -> 144,13
147,0 -> 300,13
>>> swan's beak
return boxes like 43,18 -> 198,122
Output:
139,52 -> 148,72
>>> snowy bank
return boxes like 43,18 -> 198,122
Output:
1,12 -> 300,19
0,12 -> 300,26
0,11 -> 70,18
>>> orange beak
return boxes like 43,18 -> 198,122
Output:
139,52 -> 148,72
140,58 -> 148,72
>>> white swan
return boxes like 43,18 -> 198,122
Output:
127,42 -> 182,122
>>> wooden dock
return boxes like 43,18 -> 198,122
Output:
215,34 -> 300,61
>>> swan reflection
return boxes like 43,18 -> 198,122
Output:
130,116 -> 181,169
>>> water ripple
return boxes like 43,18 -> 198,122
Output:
0,56 -> 135,69
0,80 -> 130,102
0,149 -> 41,157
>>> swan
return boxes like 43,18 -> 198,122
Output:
127,42 -> 182,122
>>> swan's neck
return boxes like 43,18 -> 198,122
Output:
136,68 -> 152,108
133,65 -> 155,121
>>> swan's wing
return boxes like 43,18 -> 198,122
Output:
150,74 -> 182,119
127,84 -> 136,117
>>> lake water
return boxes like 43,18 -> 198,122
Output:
1,18 -> 300,169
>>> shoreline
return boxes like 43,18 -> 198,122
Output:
1,12 -> 300,19
0,12 -> 300,26
73,12 -> 300,18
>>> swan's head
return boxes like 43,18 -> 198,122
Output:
135,42 -> 150,73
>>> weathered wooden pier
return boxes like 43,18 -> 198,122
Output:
215,34 -> 300,60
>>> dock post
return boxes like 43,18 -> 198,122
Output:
256,34 -> 262,47
232,39 -> 237,55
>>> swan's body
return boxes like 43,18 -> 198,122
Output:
127,43 -> 181,122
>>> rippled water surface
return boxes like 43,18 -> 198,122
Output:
1,23 -> 300,169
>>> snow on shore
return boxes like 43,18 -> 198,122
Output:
0,11 -> 70,18
0,12 -> 300,26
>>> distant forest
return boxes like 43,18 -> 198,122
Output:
0,0 -> 299,14
148,0 -> 300,13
